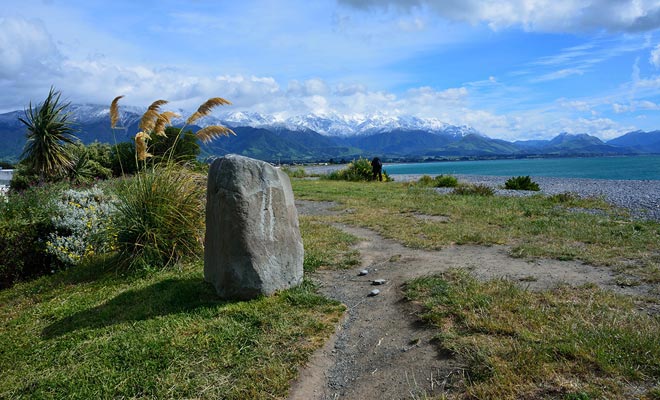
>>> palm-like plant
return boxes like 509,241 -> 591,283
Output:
19,87 -> 77,182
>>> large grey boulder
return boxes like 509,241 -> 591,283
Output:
204,155 -> 304,299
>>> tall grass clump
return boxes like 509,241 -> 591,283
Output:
112,167 -> 205,269
110,96 -> 234,269
452,183 -> 494,196
325,157 -> 391,182
504,175 -> 540,191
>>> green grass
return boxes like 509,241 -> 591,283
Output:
291,179 -> 660,283
0,257 -> 343,399
300,216 -> 360,271
404,269 -> 660,399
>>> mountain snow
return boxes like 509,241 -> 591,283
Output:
216,111 -> 481,138
24,104 -> 484,138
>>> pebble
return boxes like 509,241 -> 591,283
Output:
369,289 -> 380,296
394,173 -> 660,222
358,269 -> 369,276
372,279 -> 386,285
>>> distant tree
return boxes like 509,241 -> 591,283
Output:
0,161 -> 14,169
64,142 -> 113,185
110,141 -> 138,176
19,87 -> 77,183
150,126 -> 201,162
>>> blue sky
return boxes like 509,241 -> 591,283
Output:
2,0 -> 660,140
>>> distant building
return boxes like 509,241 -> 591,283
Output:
0,169 -> 14,187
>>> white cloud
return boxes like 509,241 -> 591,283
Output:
559,99 -> 592,112
0,17 -> 61,80
287,79 -> 329,96
650,44 -> 660,68
339,0 -> 660,33
612,100 -> 660,113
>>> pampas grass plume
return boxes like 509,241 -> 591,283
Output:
154,111 -> 180,137
186,97 -> 232,124
196,125 -> 235,143
140,100 -> 168,132
110,95 -> 124,128
135,131 -> 153,160
147,99 -> 168,112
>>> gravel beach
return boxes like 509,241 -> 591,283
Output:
302,165 -> 660,221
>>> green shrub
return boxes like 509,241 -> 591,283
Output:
281,166 -> 307,178
9,163 -> 39,191
65,142 -> 113,185
0,185 -> 61,288
325,158 -> 391,182
416,175 -> 435,186
112,165 -> 205,270
417,174 -> 458,188
433,174 -> 459,187
453,184 -> 494,196
504,175 -> 540,191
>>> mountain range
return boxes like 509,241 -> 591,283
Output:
1,104 -> 659,163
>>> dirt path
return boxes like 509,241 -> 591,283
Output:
289,201 -> 656,400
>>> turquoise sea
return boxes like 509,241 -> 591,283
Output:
384,155 -> 660,181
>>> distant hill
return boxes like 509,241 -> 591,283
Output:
541,133 -> 635,155
607,130 -> 660,153
0,104 -> 657,164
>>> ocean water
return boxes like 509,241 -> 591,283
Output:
384,155 -> 660,181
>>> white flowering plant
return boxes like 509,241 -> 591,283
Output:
46,186 -> 118,267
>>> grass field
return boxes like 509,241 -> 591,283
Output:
0,236 -> 350,399
1,178 -> 659,399
293,179 -> 660,284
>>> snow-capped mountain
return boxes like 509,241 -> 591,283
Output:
50,104 -> 482,139
215,111 -> 481,138
0,103 -> 649,164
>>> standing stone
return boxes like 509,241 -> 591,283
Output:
204,155 -> 304,299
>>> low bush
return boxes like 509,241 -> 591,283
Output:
433,174 -> 459,187
9,163 -> 40,191
504,175 -> 540,191
281,166 -> 307,178
417,174 -> 458,187
0,185 -> 61,288
452,183 -> 494,196
325,158 -> 391,182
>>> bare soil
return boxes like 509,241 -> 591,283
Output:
289,200 -> 658,400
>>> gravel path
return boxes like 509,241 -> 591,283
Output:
289,201 -> 659,399
302,165 -> 660,221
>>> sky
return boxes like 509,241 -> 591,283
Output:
2,0 -> 660,140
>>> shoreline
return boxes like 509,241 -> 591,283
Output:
302,165 -> 660,221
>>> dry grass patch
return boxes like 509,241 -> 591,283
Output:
404,269 -> 660,399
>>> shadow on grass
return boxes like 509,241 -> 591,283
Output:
42,277 -> 228,339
